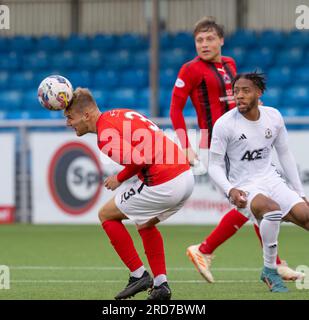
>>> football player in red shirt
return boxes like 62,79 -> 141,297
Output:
170,17 -> 302,282
64,88 -> 194,300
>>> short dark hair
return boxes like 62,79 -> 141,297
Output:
232,72 -> 267,93
193,16 -> 224,38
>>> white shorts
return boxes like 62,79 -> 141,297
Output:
115,169 -> 194,225
238,176 -> 304,220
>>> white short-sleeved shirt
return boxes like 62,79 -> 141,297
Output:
210,106 -> 288,188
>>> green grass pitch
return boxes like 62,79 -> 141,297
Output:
0,224 -> 308,300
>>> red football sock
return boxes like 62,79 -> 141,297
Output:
102,220 -> 143,272
138,226 -> 166,277
253,224 -> 282,265
199,209 -> 249,254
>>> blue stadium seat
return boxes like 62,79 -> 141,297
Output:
222,47 -> 245,67
0,52 -> 21,70
104,50 -> 131,70
90,90 -> 109,108
183,100 -> 196,117
226,30 -> 257,49
5,111 -> 32,120
90,34 -> 116,50
236,66 -> 253,74
118,33 -> 148,50
246,48 -> 273,70
133,50 -> 149,69
0,37 -> 9,53
26,110 -> 48,119
284,86 -> 309,107
162,98 -> 195,117
0,90 -> 22,110
36,35 -> 63,51
2,31 -> 309,119
22,89 -> 40,110
49,110 -> 66,119
172,32 -> 195,51
9,36 -> 35,52
64,70 -> 91,88
278,106 -> 309,117
160,68 -> 177,90
262,87 -> 282,107
0,110 -> 6,120
10,71 -> 35,89
26,110 -> 64,119
160,32 -> 173,50
304,51 -> 309,66
63,34 -> 90,51
119,69 -> 148,89
23,51 -> 48,70
160,48 -> 188,69
76,50 -> 103,70
276,48 -> 303,67
107,88 -> 137,108
137,88 -> 150,110
51,51 -> 75,70
281,31 -> 309,48
159,89 -> 172,114
292,66 -> 309,85
256,30 -> 285,48
186,49 -> 197,61
278,107 -> 299,117
298,107 -> 309,116
93,70 -> 119,89
0,72 -> 9,90
267,67 -> 291,87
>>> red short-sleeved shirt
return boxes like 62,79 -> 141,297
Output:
96,109 -> 190,186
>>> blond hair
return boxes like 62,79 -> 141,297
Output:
66,87 -> 97,113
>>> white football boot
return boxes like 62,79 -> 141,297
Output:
186,244 -> 215,283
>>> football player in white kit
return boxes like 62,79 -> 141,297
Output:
208,72 -> 309,292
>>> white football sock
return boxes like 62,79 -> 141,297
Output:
130,265 -> 146,278
154,274 -> 167,287
259,210 -> 282,269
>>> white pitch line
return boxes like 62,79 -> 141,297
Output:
9,266 -> 261,272
10,279 -> 261,284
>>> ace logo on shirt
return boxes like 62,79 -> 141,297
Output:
241,147 -> 270,161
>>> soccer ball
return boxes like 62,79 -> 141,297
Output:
38,75 -> 73,111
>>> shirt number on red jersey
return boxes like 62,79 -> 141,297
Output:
124,111 -> 159,132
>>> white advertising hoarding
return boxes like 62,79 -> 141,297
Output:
30,132 -> 122,224
30,130 -> 309,224
0,134 -> 15,223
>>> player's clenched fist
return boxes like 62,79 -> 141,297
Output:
104,175 -> 122,191
228,188 -> 247,208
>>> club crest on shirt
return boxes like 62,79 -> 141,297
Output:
265,128 -> 272,139
223,73 -> 231,84
109,110 -> 120,117
175,78 -> 185,88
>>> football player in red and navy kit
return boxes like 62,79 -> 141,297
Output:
170,17 -> 302,282
64,88 -> 194,300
